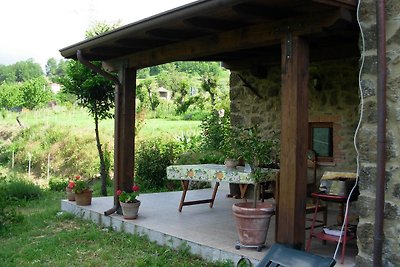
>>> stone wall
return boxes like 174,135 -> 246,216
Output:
230,59 -> 360,175
228,1 -> 400,265
357,0 -> 400,266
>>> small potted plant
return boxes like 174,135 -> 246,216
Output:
117,185 -> 140,219
66,175 -> 80,201
222,131 -> 241,169
68,175 -> 93,206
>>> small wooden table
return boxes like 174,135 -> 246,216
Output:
166,164 -> 279,212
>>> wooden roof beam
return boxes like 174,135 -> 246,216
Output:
104,8 -> 353,71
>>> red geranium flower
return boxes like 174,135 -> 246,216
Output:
68,181 -> 75,189
132,185 -> 140,192
117,184 -> 140,203
75,175 -> 81,180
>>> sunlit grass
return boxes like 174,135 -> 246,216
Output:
0,190 -> 231,267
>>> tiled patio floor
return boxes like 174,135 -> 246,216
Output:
61,188 -> 357,266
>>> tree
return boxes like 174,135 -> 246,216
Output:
0,82 -> 23,109
60,21 -> 120,196
45,58 -> 58,78
13,59 -> 43,82
0,65 -> 16,83
20,76 -> 52,109
137,78 -> 160,111
0,59 -> 43,83
61,60 -> 114,195
46,58 -> 68,82
201,72 -> 218,108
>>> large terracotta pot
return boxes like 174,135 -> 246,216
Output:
66,187 -> 75,201
75,189 -> 93,206
120,200 -> 141,219
232,202 -> 275,247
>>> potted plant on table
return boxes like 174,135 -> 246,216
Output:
68,175 -> 93,206
231,125 -> 279,251
117,185 -> 140,219
222,130 -> 241,169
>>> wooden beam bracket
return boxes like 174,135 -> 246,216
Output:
238,74 -> 263,99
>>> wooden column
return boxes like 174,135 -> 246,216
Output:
277,34 -> 309,249
114,67 -> 136,200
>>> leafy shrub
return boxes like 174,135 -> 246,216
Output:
0,199 -> 23,231
2,178 -> 42,201
135,139 -> 181,191
48,177 -> 68,191
200,110 -> 231,152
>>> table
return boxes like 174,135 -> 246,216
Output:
166,164 -> 279,212
306,192 -> 356,264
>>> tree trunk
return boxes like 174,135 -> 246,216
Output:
94,107 -> 107,196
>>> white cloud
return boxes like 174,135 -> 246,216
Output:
0,0 -> 194,69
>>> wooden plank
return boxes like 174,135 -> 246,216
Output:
104,8 -> 352,71
276,34 -> 309,249
312,0 -> 357,9
116,67 -> 136,192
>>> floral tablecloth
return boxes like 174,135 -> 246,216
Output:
166,164 -> 279,184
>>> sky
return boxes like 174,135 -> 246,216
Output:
0,0 -> 195,70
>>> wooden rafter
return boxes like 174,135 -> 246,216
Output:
104,8 -> 352,71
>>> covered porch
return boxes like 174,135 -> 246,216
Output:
60,0 -> 361,251
61,188 -> 357,266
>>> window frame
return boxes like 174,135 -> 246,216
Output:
308,122 -> 334,162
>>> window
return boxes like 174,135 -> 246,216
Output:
309,122 -> 333,162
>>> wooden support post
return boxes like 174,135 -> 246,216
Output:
115,67 -> 136,196
277,34 -> 309,249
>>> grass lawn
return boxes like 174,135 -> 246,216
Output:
0,189 -> 231,267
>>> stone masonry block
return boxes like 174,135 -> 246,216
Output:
357,195 -> 375,218
393,183 -> 400,199
361,78 -> 376,98
355,255 -> 373,267
357,222 -> 375,254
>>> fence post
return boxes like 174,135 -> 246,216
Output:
28,153 -> 32,177
47,153 -> 50,179
11,149 -> 15,169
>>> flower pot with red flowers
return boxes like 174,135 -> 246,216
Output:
117,185 -> 140,219
68,176 -> 93,206
66,175 -> 82,201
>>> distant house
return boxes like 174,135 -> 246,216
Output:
50,83 -> 61,94
157,87 -> 171,100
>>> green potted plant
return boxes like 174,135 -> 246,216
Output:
117,185 -> 140,219
231,125 -> 279,251
222,130 -> 241,169
68,175 -> 93,206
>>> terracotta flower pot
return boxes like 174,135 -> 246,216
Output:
120,200 -> 141,219
224,158 -> 239,169
66,187 -> 75,201
75,189 -> 93,206
232,202 -> 275,246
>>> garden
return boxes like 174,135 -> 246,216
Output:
0,54 -> 241,266
0,104 -> 235,266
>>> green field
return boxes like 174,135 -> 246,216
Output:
0,107 -> 202,182
1,107 -> 201,140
